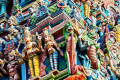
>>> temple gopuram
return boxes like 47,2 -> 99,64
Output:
0,0 -> 120,80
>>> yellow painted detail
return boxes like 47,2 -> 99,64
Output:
33,56 -> 40,77
29,59 -> 35,77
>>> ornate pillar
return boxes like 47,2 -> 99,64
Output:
19,58 -> 27,80
0,0 -> 8,15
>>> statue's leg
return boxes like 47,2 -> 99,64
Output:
66,52 -> 71,75
50,54 -> 54,70
79,54 -> 85,66
82,57 -> 86,66
85,54 -> 89,67
88,60 -> 91,68
53,51 -> 58,70
28,59 -> 34,77
33,55 -> 40,77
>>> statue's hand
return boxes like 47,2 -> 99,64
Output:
38,35 -> 42,40
41,46 -> 44,52
15,48 -> 19,55
22,52 -> 25,58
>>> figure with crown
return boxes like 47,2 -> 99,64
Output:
7,15 -> 22,40
41,28 -> 63,72
16,27 -> 42,78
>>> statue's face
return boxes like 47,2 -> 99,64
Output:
9,54 -> 15,61
45,36 -> 50,42
109,44 -> 118,58
88,32 -> 96,40
108,33 -> 116,42
112,28 -> 117,32
25,35 -> 31,42
8,18 -> 15,26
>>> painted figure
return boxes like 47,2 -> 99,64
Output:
78,30 -> 91,68
0,50 -> 21,80
87,29 -> 100,70
8,16 -> 22,40
7,50 -> 21,80
63,22 -> 86,80
41,28 -> 63,71
16,27 -> 41,78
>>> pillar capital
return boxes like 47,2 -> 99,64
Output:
0,0 -> 8,15
0,0 -> 9,6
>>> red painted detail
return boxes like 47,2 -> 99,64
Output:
39,54 -> 47,77
23,11 -> 29,15
64,74 -> 86,80
58,1 -> 66,9
88,45 -> 99,69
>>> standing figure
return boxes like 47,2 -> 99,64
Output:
78,30 -> 91,68
63,22 -> 86,80
16,27 -> 41,78
41,28 -> 63,71
63,22 -> 78,75
66,26 -> 78,75
7,50 -> 21,80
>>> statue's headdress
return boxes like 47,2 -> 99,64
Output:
43,28 -> 49,37
24,27 -> 31,37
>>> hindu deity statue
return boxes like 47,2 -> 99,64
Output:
63,22 -> 78,74
7,50 -> 21,80
105,30 -> 120,78
28,2 -> 40,25
78,30 -> 91,68
8,16 -> 21,40
41,28 -> 63,71
15,7 -> 24,24
0,53 -> 8,77
87,29 -> 100,70
63,22 -> 87,80
0,50 -> 21,80
16,27 -> 41,78
29,2 -> 39,14
65,26 -> 78,75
